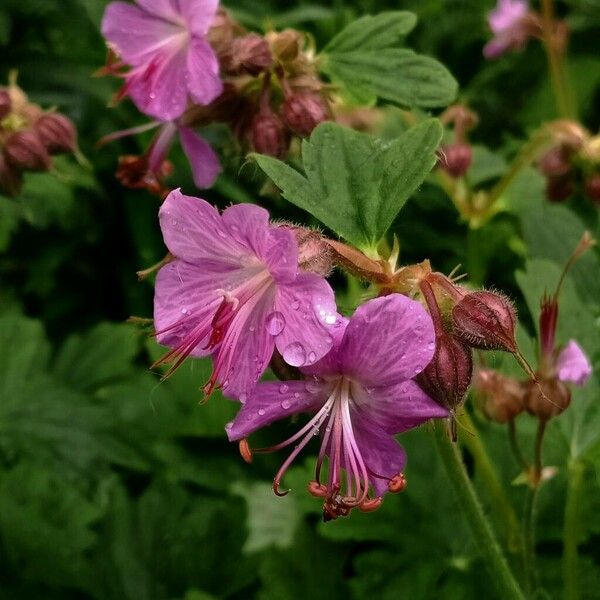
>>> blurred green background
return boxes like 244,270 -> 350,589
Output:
1,0 -> 600,598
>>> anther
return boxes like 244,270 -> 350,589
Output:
359,497 -> 383,512
388,473 -> 407,493
239,439 -> 253,464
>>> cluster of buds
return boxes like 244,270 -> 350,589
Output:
437,104 -> 479,179
537,121 -> 600,205
0,74 -> 77,197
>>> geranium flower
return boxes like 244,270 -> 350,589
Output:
153,189 -> 338,400
484,0 -> 531,59
102,0 -> 223,120
554,340 -> 592,386
227,294 -> 448,520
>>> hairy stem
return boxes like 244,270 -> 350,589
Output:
434,420 -> 525,600
563,459 -> 585,600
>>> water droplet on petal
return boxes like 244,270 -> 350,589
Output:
281,400 -> 291,409
249,325 -> 256,332
292,300 -> 300,310
283,342 -> 306,367
239,393 -> 247,403
258,408 -> 266,416
308,351 -> 317,363
266,311 -> 285,335
225,421 -> 233,430
279,384 -> 289,394
305,379 -> 321,394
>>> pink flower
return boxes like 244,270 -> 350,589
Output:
102,0 -> 223,121
227,294 -> 448,519
555,340 -> 592,386
153,189 -> 338,400
484,0 -> 530,59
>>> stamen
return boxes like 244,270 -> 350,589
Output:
359,497 -> 383,512
239,439 -> 253,463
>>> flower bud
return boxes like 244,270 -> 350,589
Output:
250,112 -> 290,158
268,29 -> 302,63
0,151 -> 23,197
525,377 -> 571,421
545,175 -> 574,203
223,33 -> 272,76
584,173 -> 600,204
474,369 -> 526,423
4,130 -> 52,171
452,290 -> 517,353
286,226 -> 332,276
281,92 -> 330,137
438,143 -> 472,178
0,90 -> 11,119
416,331 -> 473,411
34,113 -> 77,154
538,145 -> 573,177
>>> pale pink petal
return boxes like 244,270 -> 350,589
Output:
226,380 -> 331,441
102,2 -> 182,65
179,126 -> 221,188
136,0 -> 181,22
273,273 -> 337,368
483,37 -> 511,59
300,317 -> 349,378
148,122 -> 177,171
489,0 -> 528,33
177,0 -> 220,36
186,37 -> 223,106
339,294 -> 436,388
259,228 -> 298,284
556,340 -> 593,386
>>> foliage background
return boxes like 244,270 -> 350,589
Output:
1,0 -> 600,598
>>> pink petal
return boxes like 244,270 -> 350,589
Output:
226,380 -> 330,441
483,37 -> 511,59
258,228 -> 298,284
179,126 -> 221,188
102,2 -> 183,65
148,122 -> 177,171
339,294 -> 436,388
273,273 -> 337,368
136,0 -> 181,22
300,316 -> 349,378
489,0 -> 528,33
177,0 -> 220,36
556,340 -> 592,386
186,37 -> 223,106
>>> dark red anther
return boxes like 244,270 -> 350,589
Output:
388,473 -> 407,494
359,497 -> 383,512
307,480 -> 328,498
239,439 -> 253,464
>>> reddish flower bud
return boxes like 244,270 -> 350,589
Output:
222,33 -> 272,76
4,130 -> 52,172
285,226 -> 332,276
281,92 -> 330,137
416,331 -> 473,411
269,29 -> 302,63
0,151 -> 23,197
474,369 -> 526,423
525,377 -> 571,421
250,112 -> 290,158
0,90 -> 11,119
545,175 -> 574,203
438,143 -> 472,178
34,113 -> 77,154
538,145 -> 573,177
116,154 -> 173,197
584,173 -> 600,204
452,290 -> 517,353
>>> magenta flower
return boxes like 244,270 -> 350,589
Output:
227,294 -> 448,520
153,189 -> 338,400
555,340 -> 592,386
484,0 -> 530,59
102,0 -> 223,121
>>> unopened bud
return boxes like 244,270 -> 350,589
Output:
0,90 -> 11,119
474,369 -> 526,423
268,29 -> 302,63
4,130 -> 52,171
281,92 -> 330,137
452,290 -> 517,353
525,377 -> 571,421
584,173 -> 600,204
34,113 -> 77,154
0,151 -> 23,197
416,332 -> 473,411
538,145 -> 573,177
438,143 -> 472,178
250,112 -> 290,158
545,175 -> 574,203
223,33 -> 272,76
285,226 -> 332,276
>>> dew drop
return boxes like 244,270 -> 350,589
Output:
308,351 -> 317,363
266,311 -> 285,335
283,342 -> 306,367
258,408 -> 266,416
294,392 -> 300,398
239,393 -> 247,404
281,400 -> 291,409
292,300 -> 300,310
305,379 -> 320,394
225,421 -> 233,431
249,325 -> 256,332
279,384 -> 289,394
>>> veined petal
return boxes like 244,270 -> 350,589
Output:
102,2 -> 182,65
300,316 -> 348,378
556,340 -> 592,386
179,126 -> 221,189
339,294 -> 436,388
178,0 -> 220,36
226,380 -> 330,441
273,273 -> 337,368
186,37 -> 223,106
136,0 -> 182,23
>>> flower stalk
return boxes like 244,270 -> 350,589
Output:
563,459 -> 585,600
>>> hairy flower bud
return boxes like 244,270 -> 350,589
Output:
222,33 -> 272,75
545,175 -> 574,203
285,226 -> 332,276
438,143 -> 472,178
525,377 -> 571,421
538,145 -> 573,177
452,290 -> 517,353
4,130 -> 52,171
416,331 -> 473,411
0,151 -> 23,197
474,369 -> 526,423
34,113 -> 77,154
268,29 -> 302,63
281,92 -> 330,137
0,90 -> 11,119
250,112 -> 290,158
584,173 -> 600,204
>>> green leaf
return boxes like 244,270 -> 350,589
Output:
319,12 -> 457,108
253,120 -> 442,248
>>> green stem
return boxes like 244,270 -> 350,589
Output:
508,419 -> 529,472
434,421 -> 526,600
563,459 -> 585,600
460,412 -> 523,556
